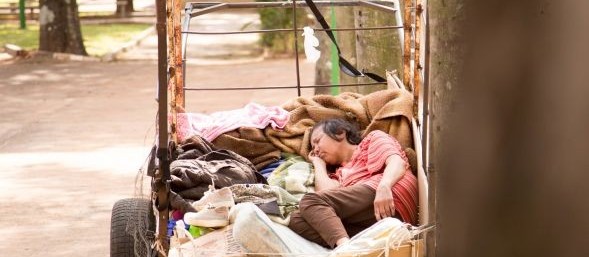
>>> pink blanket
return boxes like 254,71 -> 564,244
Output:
176,103 -> 290,142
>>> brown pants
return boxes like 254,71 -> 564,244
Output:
288,184 -> 385,248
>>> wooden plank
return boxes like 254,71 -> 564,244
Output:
167,0 -> 181,143
413,1 -> 423,116
173,0 -> 184,110
402,0 -> 412,91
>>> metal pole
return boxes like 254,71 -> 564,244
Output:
155,0 -> 170,256
18,0 -> 26,29
182,25 -> 404,35
188,1 -> 397,10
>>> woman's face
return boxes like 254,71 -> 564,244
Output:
310,126 -> 345,165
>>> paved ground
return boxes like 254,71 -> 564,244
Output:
119,11 -> 262,62
0,6 -> 316,256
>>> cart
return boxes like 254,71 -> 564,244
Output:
109,0 -> 432,256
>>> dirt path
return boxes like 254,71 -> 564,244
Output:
0,56 -> 314,256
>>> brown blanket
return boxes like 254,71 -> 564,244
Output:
264,89 -> 414,158
212,127 -> 281,171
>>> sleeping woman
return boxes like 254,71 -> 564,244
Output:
288,118 -> 418,248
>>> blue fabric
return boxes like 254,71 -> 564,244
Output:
259,159 -> 285,178
167,218 -> 176,236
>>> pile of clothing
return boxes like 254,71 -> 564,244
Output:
166,89 -> 416,255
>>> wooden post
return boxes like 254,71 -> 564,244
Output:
428,0 -> 466,255
173,0 -> 184,110
413,1 -> 423,116
402,0 -> 412,90
167,0 -> 183,144
431,1 -> 589,257
166,0 -> 176,143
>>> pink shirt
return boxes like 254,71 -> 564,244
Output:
331,130 -> 418,224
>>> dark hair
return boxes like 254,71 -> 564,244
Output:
312,118 -> 362,145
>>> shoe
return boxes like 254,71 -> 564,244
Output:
184,206 -> 230,228
192,187 -> 234,211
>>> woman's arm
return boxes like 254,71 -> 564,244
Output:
374,154 -> 406,220
309,153 -> 340,191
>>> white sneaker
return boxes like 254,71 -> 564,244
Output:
184,206 -> 230,228
192,187 -> 234,211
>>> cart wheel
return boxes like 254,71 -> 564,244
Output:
110,198 -> 155,257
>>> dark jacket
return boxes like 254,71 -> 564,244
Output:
169,135 -> 265,213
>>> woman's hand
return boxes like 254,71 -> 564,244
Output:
374,155 -> 404,220
308,151 -> 340,191
374,183 -> 395,220
308,151 -> 326,169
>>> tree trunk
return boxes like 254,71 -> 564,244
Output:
334,7 -> 359,93
431,1 -> 589,257
116,0 -> 135,17
39,0 -> 86,55
313,10 -> 332,95
314,7 -> 358,95
314,5 -> 403,95
354,7 -> 402,94
428,0 -> 466,256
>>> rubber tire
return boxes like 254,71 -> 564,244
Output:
110,198 -> 155,257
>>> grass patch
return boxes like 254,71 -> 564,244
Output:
0,23 -> 38,49
0,23 -> 151,56
83,23 -> 151,56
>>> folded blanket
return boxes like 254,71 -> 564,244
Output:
229,184 -> 300,220
264,89 -> 414,158
176,102 -> 290,142
267,153 -> 315,199
212,127 -> 281,171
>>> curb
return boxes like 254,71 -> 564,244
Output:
50,52 -> 101,62
101,25 -> 156,62
0,50 -> 102,62
27,51 -> 101,62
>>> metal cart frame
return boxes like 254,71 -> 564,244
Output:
145,0 -> 430,256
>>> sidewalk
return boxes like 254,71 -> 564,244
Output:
117,10 -> 263,64
0,4 -> 315,256
0,40 -> 315,257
